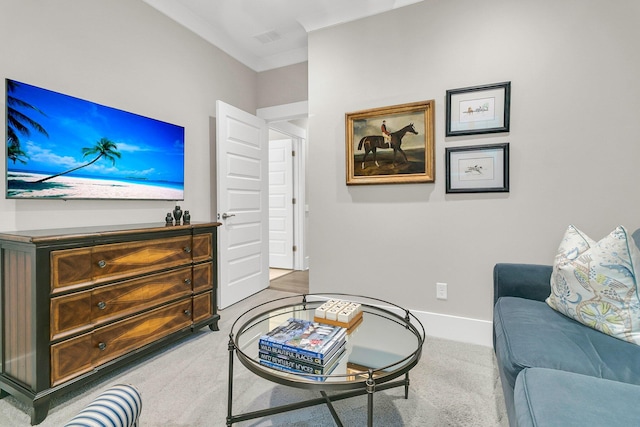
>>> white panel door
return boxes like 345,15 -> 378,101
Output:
216,100 -> 269,309
269,139 -> 294,269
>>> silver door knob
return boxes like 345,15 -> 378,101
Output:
222,213 -> 236,219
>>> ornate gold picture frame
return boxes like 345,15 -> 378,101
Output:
345,100 -> 435,185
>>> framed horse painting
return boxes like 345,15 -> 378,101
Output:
345,100 -> 435,185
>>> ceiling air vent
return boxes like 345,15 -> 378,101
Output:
254,30 -> 282,44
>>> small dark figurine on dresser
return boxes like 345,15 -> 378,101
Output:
183,210 -> 191,225
173,205 -> 183,225
165,212 -> 174,226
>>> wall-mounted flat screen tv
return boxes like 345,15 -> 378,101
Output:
6,79 -> 184,200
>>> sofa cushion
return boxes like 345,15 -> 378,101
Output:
494,296 -> 640,393
515,368 -> 640,427
546,225 -> 640,345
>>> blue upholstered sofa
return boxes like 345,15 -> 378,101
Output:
493,229 -> 640,426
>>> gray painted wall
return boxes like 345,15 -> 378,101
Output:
0,0 -> 257,230
3,0 -> 639,343
307,0 -> 640,328
257,62 -> 308,108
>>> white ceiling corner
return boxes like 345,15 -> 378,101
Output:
143,0 -> 424,72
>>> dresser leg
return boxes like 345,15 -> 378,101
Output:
31,399 -> 50,426
0,389 -> 9,398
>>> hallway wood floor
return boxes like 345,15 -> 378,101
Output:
269,269 -> 309,294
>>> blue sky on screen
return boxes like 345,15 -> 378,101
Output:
8,79 -> 184,183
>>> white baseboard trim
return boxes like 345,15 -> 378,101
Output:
411,310 -> 493,348
305,295 -> 494,348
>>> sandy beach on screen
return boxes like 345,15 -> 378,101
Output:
7,172 -> 183,200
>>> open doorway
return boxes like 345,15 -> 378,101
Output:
268,130 -> 295,270
258,102 -> 309,293
267,121 -> 306,271
259,103 -> 308,265
268,124 -> 308,294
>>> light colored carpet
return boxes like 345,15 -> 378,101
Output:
0,289 -> 508,426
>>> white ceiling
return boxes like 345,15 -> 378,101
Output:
143,0 -> 424,72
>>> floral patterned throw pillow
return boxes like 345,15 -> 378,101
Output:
546,225 -> 640,345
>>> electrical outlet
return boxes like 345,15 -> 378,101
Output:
436,282 -> 448,300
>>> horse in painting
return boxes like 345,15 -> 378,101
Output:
356,123 -> 418,169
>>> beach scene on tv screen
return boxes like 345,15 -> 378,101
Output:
6,79 -> 185,200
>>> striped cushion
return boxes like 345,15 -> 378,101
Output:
64,384 -> 142,427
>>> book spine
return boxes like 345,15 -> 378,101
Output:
317,328 -> 347,356
259,352 -> 328,374
258,359 -> 327,382
260,326 -> 347,359
259,339 -> 325,359
259,343 -> 346,375
258,342 -> 324,364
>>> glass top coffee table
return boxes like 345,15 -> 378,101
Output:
226,293 -> 425,426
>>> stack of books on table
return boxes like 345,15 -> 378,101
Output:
258,318 -> 347,381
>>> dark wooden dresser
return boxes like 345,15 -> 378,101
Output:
0,222 -> 220,424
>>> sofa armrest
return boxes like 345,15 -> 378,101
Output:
493,263 -> 552,305
64,384 -> 141,427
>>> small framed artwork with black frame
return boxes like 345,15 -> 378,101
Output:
446,82 -> 510,137
445,143 -> 509,193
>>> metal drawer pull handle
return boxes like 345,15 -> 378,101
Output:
184,278 -> 192,285
184,309 -> 191,316
183,246 -> 192,253
98,342 -> 107,351
97,260 -> 107,268
97,301 -> 107,310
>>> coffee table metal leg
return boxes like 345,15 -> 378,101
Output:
227,334 -> 235,426
366,370 -> 375,427
226,376 -> 410,425
320,391 -> 344,427
405,373 -> 410,398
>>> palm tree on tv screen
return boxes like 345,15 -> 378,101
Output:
6,80 -> 49,164
7,137 -> 30,165
35,137 -> 122,183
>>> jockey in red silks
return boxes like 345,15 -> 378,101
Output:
381,120 -> 391,146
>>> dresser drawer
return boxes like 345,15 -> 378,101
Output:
91,235 -> 193,282
50,299 -> 193,386
91,267 -> 193,326
50,293 -> 93,341
50,248 -> 94,292
192,262 -> 213,293
52,235 -> 194,292
92,298 -> 192,366
51,267 -> 194,341
50,333 -> 93,387
193,291 -> 214,324
192,233 -> 213,263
